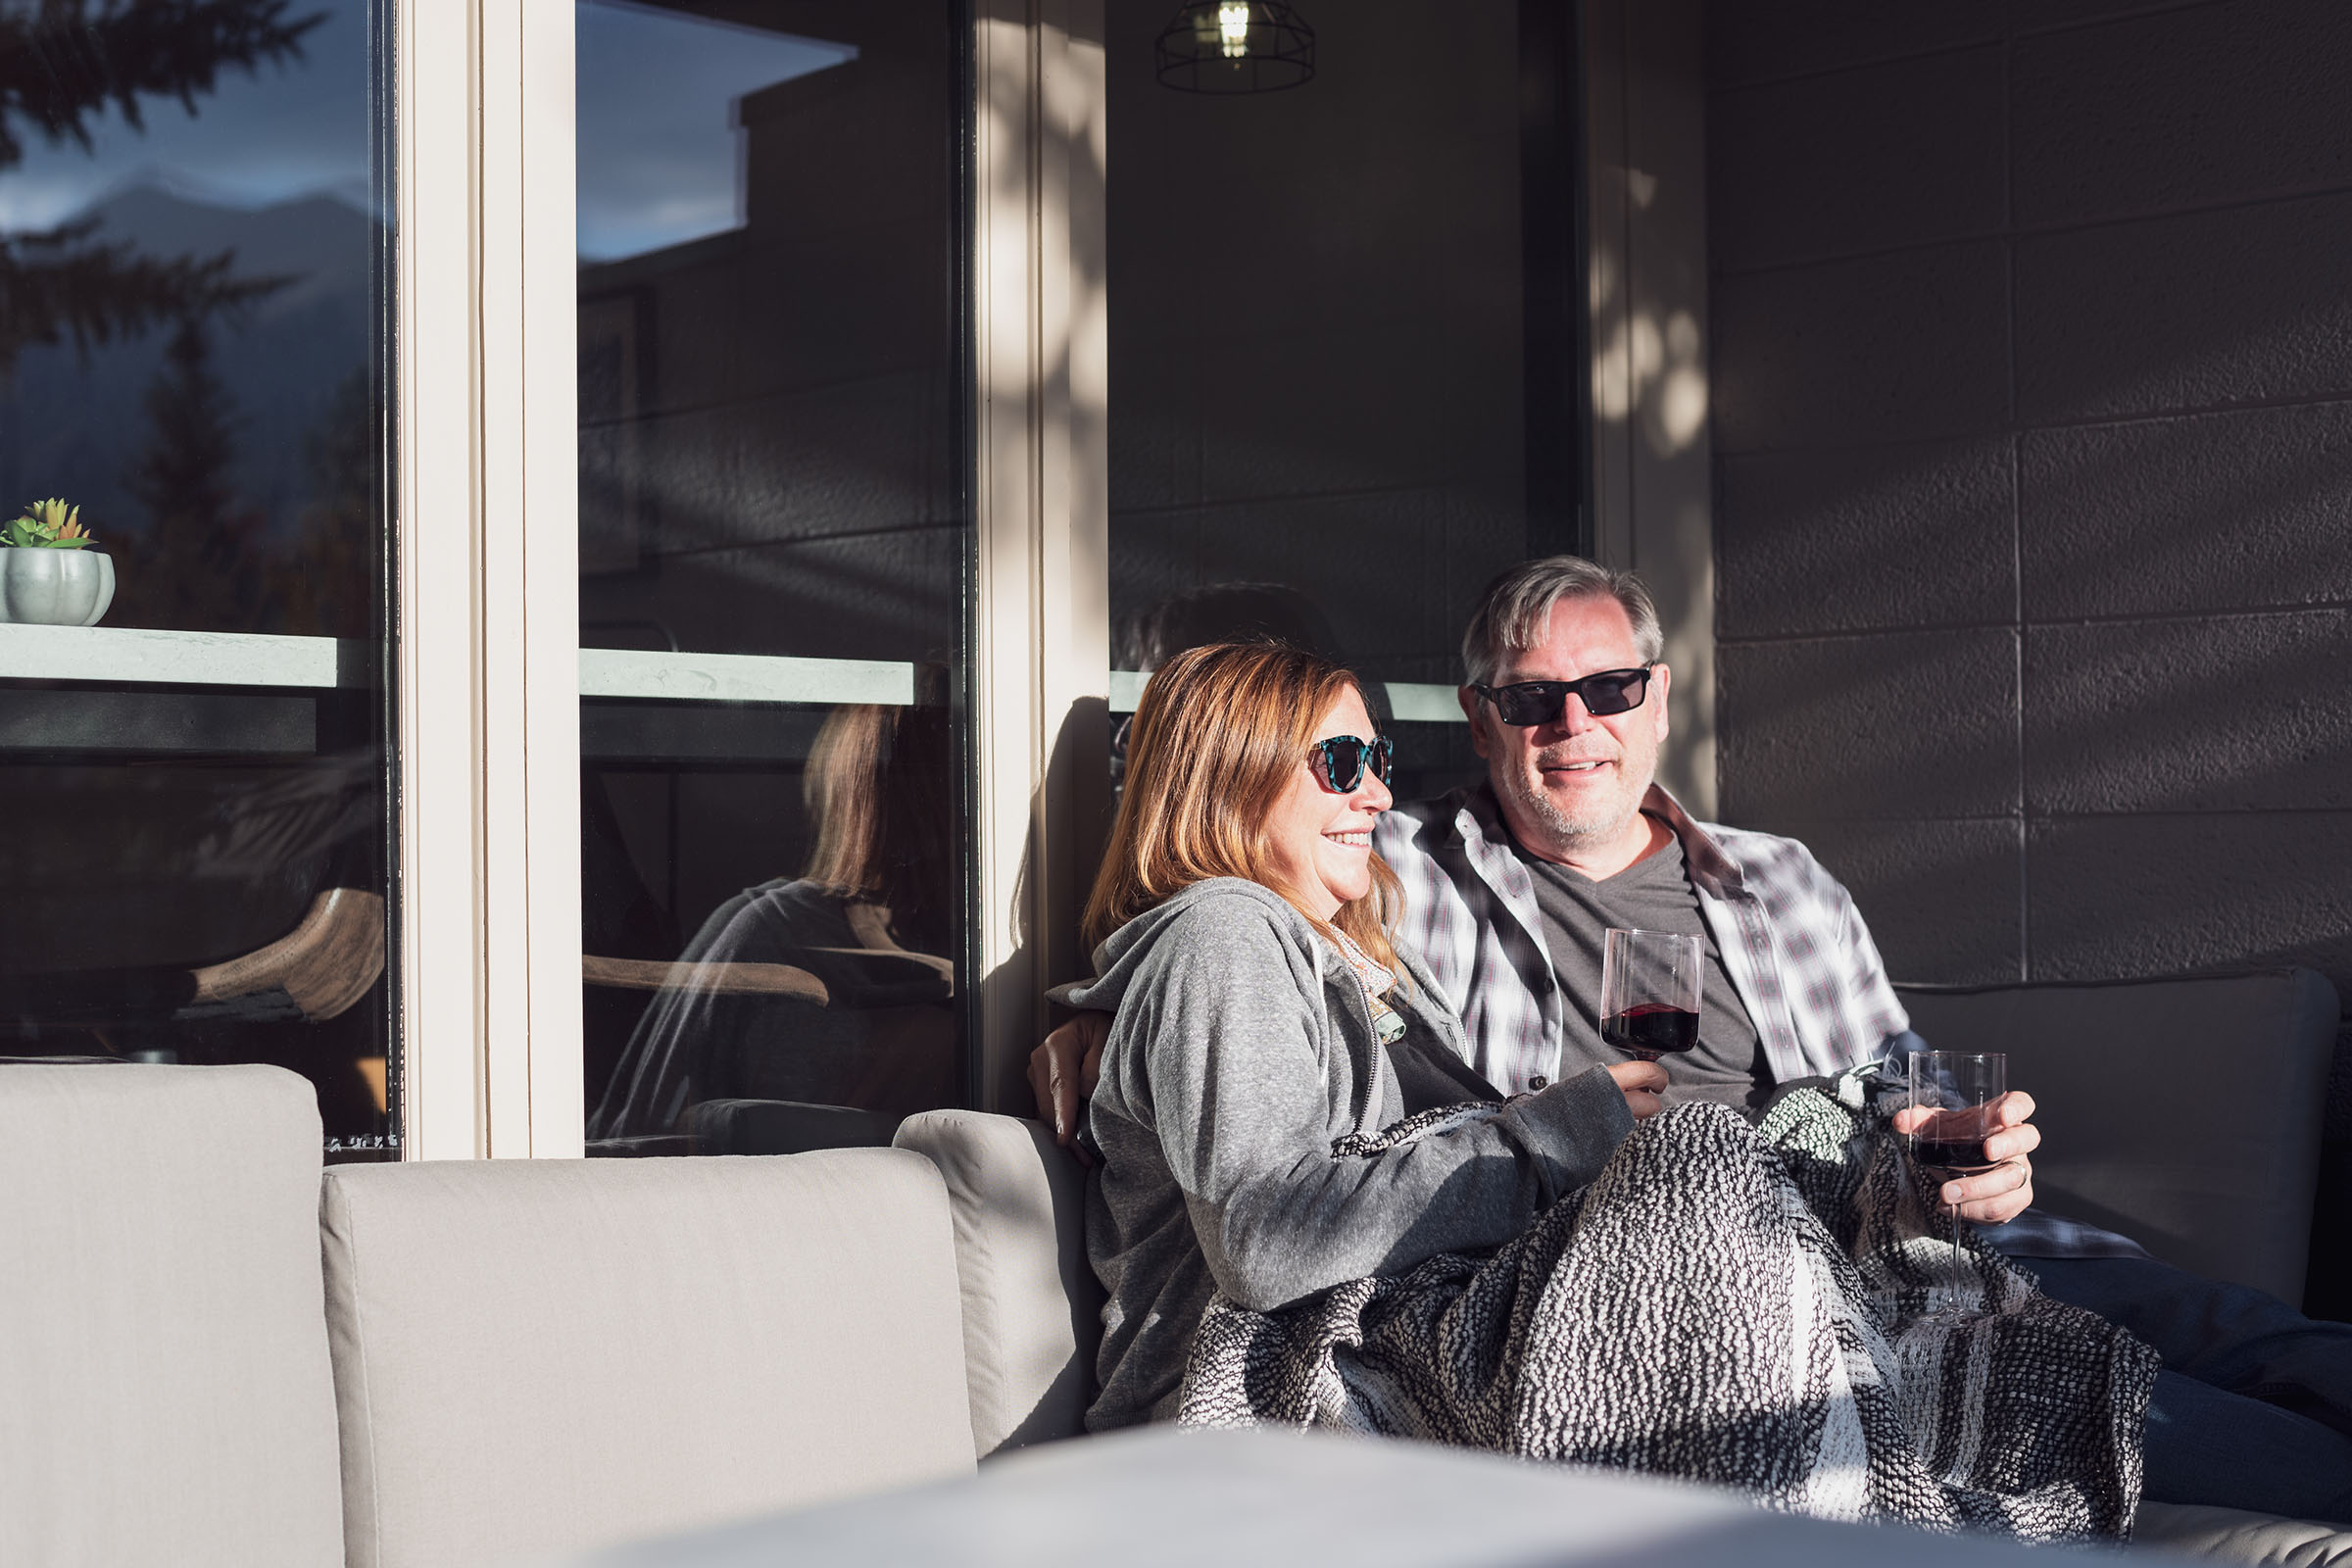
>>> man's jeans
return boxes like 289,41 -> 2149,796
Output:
2028,1255 -> 2352,1524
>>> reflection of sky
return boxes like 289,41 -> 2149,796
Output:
0,1 -> 374,232
578,1 -> 853,263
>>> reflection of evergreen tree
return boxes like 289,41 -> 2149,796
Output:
122,316 -> 265,631
0,217 -> 279,368
270,367 -> 378,637
0,0 -> 322,369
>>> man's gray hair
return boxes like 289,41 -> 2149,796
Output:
1460,557 -> 1663,687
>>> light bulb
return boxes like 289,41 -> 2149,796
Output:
1218,1 -> 1250,58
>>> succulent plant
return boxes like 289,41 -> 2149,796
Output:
4,499 -> 95,549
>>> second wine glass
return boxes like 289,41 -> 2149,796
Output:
1907,1050 -> 2006,1298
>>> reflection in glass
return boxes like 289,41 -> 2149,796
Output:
589,697 -> 957,1154
0,0 -> 397,1154
575,2 -> 971,1155
1108,0 -> 1586,803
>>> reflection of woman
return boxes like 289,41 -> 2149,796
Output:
1066,641 -> 1646,1429
587,700 -> 957,1146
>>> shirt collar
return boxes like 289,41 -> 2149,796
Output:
1445,779 -> 1745,897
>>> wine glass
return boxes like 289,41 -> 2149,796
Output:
1598,928 -> 1703,1062
1907,1050 -> 2006,1295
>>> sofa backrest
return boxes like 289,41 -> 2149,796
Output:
0,1063 -> 345,1568
319,1147 -> 975,1568
895,1110 -> 1102,1454
1896,967 -> 2340,1307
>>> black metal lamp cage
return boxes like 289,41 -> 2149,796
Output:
1154,1 -> 1315,94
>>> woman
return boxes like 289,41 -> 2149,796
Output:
1065,640 -> 1661,1431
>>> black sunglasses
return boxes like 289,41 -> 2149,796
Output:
1307,734 -> 1394,793
1472,664 -> 1654,727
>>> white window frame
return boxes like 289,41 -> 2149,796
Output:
397,0 -> 582,1157
390,0 -> 1704,1153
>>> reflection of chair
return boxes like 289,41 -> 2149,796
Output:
2,886 -> 386,1031
581,899 -> 957,1149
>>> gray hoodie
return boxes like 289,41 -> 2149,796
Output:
1066,877 -> 1636,1430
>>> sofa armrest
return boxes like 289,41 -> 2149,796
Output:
1894,968 -> 2339,1307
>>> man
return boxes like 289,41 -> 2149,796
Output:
1034,556 -> 2352,1523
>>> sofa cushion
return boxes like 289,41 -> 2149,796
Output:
894,1110 -> 1102,1455
1895,969 -> 2339,1305
320,1148 -> 974,1568
2138,1501 -> 2352,1564
0,1063 -> 344,1568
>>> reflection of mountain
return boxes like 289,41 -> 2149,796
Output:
0,184 -> 378,546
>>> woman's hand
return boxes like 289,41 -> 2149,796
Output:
1027,1011 -> 1110,1165
1890,1089 -> 2040,1224
1606,1059 -> 1667,1120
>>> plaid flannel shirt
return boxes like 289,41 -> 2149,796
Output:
1370,781 -> 2144,1262
1373,782 -> 1909,1094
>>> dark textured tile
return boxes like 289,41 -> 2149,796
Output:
1717,626 -> 2021,819
2026,810 -> 2352,982
1717,436 -> 2015,638
1713,242 -> 2010,453
1711,48 -> 2004,270
2015,193 -> 2352,422
2019,402 -> 2352,619
2017,0 -> 2278,36
2024,611 -> 2352,813
2014,0 -> 2352,225
1731,815 -> 2024,984
1706,0 -> 2003,87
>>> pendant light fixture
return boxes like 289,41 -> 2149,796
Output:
1154,1 -> 1315,94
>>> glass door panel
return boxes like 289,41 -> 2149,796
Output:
1105,0 -> 1586,803
0,0 -> 400,1156
575,0 -> 973,1156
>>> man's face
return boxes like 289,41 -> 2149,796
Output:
1461,594 -> 1670,862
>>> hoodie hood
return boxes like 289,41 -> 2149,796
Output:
1064,877 -> 1338,1018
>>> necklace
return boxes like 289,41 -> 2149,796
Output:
1328,928 -> 1408,1046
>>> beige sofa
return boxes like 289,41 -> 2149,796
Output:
0,967 -> 2344,1566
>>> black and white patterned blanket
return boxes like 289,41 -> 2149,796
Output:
1174,1071 -> 2160,1542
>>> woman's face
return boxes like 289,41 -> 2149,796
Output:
1261,686 -> 1393,922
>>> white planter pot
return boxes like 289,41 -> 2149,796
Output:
0,549 -> 115,625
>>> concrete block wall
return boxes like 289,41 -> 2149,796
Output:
1704,0 -> 2352,1312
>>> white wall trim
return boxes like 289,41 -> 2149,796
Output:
972,0 -> 1110,1114
396,0 -> 487,1158
396,0 -> 582,1159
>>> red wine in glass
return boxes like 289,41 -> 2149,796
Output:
1907,1051 -> 2007,1308
1911,1136 -> 1993,1172
1601,1002 -> 1699,1059
1598,929 -> 1704,1064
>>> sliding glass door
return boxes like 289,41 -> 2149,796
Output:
572,1 -> 974,1156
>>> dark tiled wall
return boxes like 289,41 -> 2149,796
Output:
1705,0 -> 2352,1308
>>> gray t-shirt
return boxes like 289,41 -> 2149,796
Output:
1512,819 -> 1771,1109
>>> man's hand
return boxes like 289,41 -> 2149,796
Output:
1027,1011 -> 1110,1165
1890,1089 -> 2039,1225
1605,1059 -> 1667,1121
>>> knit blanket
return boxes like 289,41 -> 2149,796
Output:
1174,1072 -> 2159,1541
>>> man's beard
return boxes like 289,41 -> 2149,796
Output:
1494,746 -> 1651,856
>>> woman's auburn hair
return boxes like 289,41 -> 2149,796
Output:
1082,640 -> 1404,972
